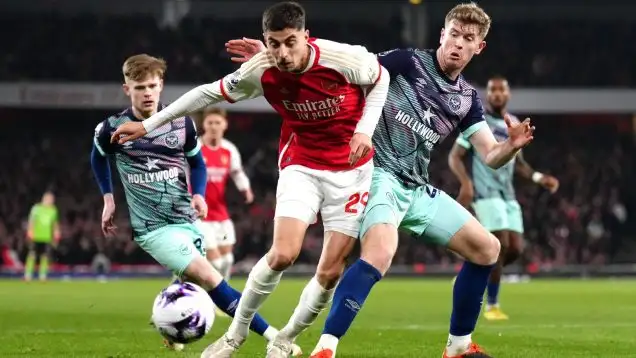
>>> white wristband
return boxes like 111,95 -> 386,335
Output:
532,172 -> 544,183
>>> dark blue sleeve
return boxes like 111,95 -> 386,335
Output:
93,120 -> 114,155
377,48 -> 415,77
186,151 -> 206,197
458,91 -> 486,137
183,117 -> 201,157
91,144 -> 113,195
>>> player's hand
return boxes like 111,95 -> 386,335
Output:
191,194 -> 208,219
26,229 -> 33,241
225,37 -> 265,63
540,174 -> 560,194
504,114 -> 535,149
110,121 -> 147,144
457,181 -> 474,209
243,189 -> 254,204
101,194 -> 117,237
349,133 -> 372,166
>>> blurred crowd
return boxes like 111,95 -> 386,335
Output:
0,11 -> 633,271
0,14 -> 633,87
0,110 -> 633,269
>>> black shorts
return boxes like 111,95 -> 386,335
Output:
30,242 -> 52,256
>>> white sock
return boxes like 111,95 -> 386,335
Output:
312,334 -> 339,355
279,276 -> 334,340
263,326 -> 278,341
220,253 -> 234,280
486,303 -> 499,310
227,256 -> 283,340
446,334 -> 472,357
210,257 -> 224,273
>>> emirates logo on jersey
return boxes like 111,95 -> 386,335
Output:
282,95 -> 345,121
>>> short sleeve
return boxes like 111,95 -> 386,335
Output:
459,91 -> 487,138
93,120 -> 114,156
456,135 -> 472,149
219,53 -> 267,103
377,49 -> 415,77
184,117 -> 201,157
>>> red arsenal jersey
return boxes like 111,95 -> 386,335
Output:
200,139 -> 244,221
219,38 -> 382,171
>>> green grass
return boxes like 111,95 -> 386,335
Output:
0,278 -> 635,357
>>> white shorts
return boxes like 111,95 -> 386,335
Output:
275,161 -> 373,238
196,220 -> 236,249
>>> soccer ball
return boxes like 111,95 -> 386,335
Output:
151,281 -> 215,344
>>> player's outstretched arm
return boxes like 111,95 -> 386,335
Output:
515,150 -> 560,193
112,56 -> 267,144
448,140 -> 474,208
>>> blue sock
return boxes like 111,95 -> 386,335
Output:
207,280 -> 269,336
323,259 -> 382,338
486,281 -> 500,305
450,262 -> 494,336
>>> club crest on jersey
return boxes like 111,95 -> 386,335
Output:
448,95 -> 462,113
221,155 -> 228,165
165,133 -> 179,148
225,70 -> 241,92
320,80 -> 339,91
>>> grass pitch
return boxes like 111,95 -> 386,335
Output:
1,278 -> 634,357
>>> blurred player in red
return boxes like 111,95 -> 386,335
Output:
111,2 -> 390,357
197,107 -> 254,284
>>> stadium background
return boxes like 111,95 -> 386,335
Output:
0,0 -> 634,279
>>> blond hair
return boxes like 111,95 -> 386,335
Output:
122,54 -> 167,82
445,2 -> 491,39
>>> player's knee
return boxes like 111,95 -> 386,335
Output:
504,243 -> 522,265
183,256 -> 223,290
360,224 -> 398,275
266,247 -> 299,271
316,260 -> 346,288
476,234 -> 501,265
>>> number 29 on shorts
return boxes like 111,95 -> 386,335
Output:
345,191 -> 369,214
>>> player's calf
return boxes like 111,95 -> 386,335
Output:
278,231 -> 355,344
445,217 -> 500,356
312,223 -> 398,356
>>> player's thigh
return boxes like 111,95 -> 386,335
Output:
135,223 -> 206,277
357,168 -> 413,273
217,219 -> 237,248
407,188 -> 500,265
359,167 -> 412,240
472,198 -> 510,233
319,162 -> 373,238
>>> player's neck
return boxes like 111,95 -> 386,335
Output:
487,106 -> 506,118
295,44 -> 313,74
203,136 -> 222,148
435,48 -> 462,82
131,106 -> 157,120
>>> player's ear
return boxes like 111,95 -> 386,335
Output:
304,29 -> 309,40
122,83 -> 131,97
475,41 -> 486,55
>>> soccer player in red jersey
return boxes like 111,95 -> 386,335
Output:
110,2 -> 390,357
197,107 -> 253,284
